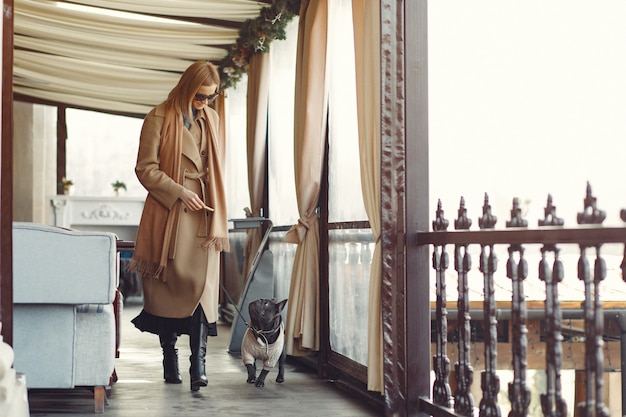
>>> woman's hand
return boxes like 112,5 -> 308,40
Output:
179,188 -> 206,211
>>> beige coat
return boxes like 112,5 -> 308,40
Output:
135,103 -> 222,322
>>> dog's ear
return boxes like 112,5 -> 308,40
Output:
276,299 -> 288,313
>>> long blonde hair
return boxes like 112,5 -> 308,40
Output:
166,61 -> 220,122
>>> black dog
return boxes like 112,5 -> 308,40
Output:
241,298 -> 288,387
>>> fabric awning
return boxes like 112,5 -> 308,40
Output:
14,0 -> 268,116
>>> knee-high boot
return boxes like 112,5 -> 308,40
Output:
189,309 -> 209,391
159,332 -> 182,384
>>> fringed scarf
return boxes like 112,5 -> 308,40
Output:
131,102 -> 229,281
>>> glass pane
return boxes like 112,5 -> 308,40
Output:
269,231 -> 296,303
327,0 -> 367,223
268,19 -> 299,227
66,108 -> 144,197
328,229 -> 374,365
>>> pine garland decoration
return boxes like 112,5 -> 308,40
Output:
219,0 -> 301,90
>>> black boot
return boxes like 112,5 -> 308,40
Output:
159,332 -> 182,384
189,311 -> 209,391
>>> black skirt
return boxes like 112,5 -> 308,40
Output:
131,308 -> 218,337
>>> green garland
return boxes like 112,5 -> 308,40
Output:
219,0 -> 301,90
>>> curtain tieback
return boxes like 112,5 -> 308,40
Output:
244,207 -> 262,218
285,213 -> 317,243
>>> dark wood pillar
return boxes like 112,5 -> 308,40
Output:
406,1 -> 430,414
56,105 -> 67,195
380,0 -> 429,415
1,0 -> 14,346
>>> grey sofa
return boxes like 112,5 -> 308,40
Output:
12,222 -> 118,413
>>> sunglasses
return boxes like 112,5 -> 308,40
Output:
194,92 -> 219,102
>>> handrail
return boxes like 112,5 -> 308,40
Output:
417,226 -> 626,246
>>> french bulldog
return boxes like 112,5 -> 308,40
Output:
241,298 -> 288,387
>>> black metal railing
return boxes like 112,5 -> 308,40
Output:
416,183 -> 626,417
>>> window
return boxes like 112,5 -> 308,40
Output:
327,0 -> 370,365
66,108 -> 144,197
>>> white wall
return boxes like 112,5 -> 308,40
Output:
13,102 -> 57,223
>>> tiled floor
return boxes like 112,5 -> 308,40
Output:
27,299 -> 383,416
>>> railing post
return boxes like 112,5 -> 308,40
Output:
614,311 -> 626,417
453,197 -> 474,416
432,200 -> 452,408
538,194 -> 567,417
505,196 -> 530,417
478,195 -> 500,417
576,183 -> 609,417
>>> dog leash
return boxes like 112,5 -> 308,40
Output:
219,279 -> 250,328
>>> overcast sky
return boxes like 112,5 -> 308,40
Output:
429,1 -> 626,227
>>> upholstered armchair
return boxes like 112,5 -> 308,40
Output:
12,222 -> 119,413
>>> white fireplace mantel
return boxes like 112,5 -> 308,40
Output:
50,195 -> 145,241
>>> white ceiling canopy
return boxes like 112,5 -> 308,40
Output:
13,0 -> 268,117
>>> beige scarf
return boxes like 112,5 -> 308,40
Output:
132,103 -> 229,281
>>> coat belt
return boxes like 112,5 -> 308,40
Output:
184,169 -> 210,237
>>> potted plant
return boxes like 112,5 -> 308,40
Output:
111,180 -> 127,196
60,177 -> 74,195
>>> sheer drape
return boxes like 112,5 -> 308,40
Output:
268,20 -> 299,227
242,53 -> 271,280
284,0 -> 328,356
352,0 -> 383,393
214,91 -> 241,304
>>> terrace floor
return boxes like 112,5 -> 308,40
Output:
26,299 -> 382,417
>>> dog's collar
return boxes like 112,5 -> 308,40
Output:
249,319 -> 282,340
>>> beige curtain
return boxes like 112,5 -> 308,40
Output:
352,0 -> 383,393
284,0 -> 328,356
242,53 -> 271,281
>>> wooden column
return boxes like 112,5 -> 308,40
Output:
1,0 -> 14,346
380,0 -> 429,415
56,105 -> 67,195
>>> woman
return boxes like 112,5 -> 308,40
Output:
130,61 -> 229,391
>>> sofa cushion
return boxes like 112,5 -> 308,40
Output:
13,305 -> 75,389
74,304 -> 115,386
12,222 -> 118,304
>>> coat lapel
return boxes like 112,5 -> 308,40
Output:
181,124 -> 202,170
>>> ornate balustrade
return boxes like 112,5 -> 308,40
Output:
417,183 -> 626,417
